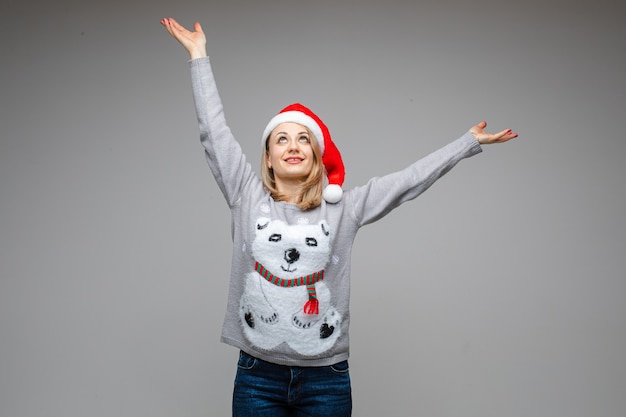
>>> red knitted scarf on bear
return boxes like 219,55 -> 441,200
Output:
254,261 -> 324,315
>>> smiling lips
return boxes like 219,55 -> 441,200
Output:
284,156 -> 304,164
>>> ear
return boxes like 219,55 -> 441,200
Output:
265,147 -> 272,169
256,217 -> 271,230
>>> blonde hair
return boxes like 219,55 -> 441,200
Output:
261,127 -> 325,210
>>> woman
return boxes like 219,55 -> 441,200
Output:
160,17 -> 518,417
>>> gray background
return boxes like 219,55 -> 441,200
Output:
1,0 -> 625,416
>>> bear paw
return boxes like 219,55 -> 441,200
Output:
319,310 -> 340,339
259,311 -> 279,324
242,308 -> 278,329
320,323 -> 334,339
244,312 -> 255,328
292,314 -> 319,329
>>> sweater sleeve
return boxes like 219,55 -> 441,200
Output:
348,132 -> 482,227
189,57 -> 258,207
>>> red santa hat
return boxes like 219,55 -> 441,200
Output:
262,103 -> 345,203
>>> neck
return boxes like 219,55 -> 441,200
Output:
274,178 -> 303,203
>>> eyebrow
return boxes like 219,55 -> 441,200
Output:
273,131 -> 309,136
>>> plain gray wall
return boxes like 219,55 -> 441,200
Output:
1,0 -> 624,416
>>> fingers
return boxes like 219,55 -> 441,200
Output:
169,18 -> 186,32
160,17 -> 178,38
492,128 -> 518,143
494,128 -> 509,138
168,18 -> 186,38
504,130 -> 519,141
161,17 -> 186,34
161,17 -> 194,47
160,17 -> 179,30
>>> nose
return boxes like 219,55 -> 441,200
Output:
284,248 -> 300,264
287,138 -> 299,151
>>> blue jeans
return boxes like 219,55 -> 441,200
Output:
232,350 -> 352,417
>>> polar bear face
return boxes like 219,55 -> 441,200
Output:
251,218 -> 331,279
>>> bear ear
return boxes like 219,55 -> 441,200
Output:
320,220 -> 330,237
256,217 -> 271,230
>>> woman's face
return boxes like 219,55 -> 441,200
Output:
266,122 -> 315,182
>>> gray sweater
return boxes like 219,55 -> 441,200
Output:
190,57 -> 482,367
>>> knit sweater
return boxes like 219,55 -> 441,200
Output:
190,57 -> 482,367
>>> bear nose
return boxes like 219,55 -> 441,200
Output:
284,248 -> 300,264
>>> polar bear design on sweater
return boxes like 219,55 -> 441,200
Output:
239,217 -> 341,356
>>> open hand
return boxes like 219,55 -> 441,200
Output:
470,121 -> 518,144
160,17 -> 207,59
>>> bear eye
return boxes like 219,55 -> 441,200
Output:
305,237 -> 318,247
269,233 -> 282,242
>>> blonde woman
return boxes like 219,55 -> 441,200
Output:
161,17 -> 518,417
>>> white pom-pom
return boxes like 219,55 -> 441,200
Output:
323,184 -> 343,203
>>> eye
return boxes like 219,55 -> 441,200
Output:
305,237 -> 317,247
277,136 -> 288,143
269,233 -> 282,242
299,135 -> 310,143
